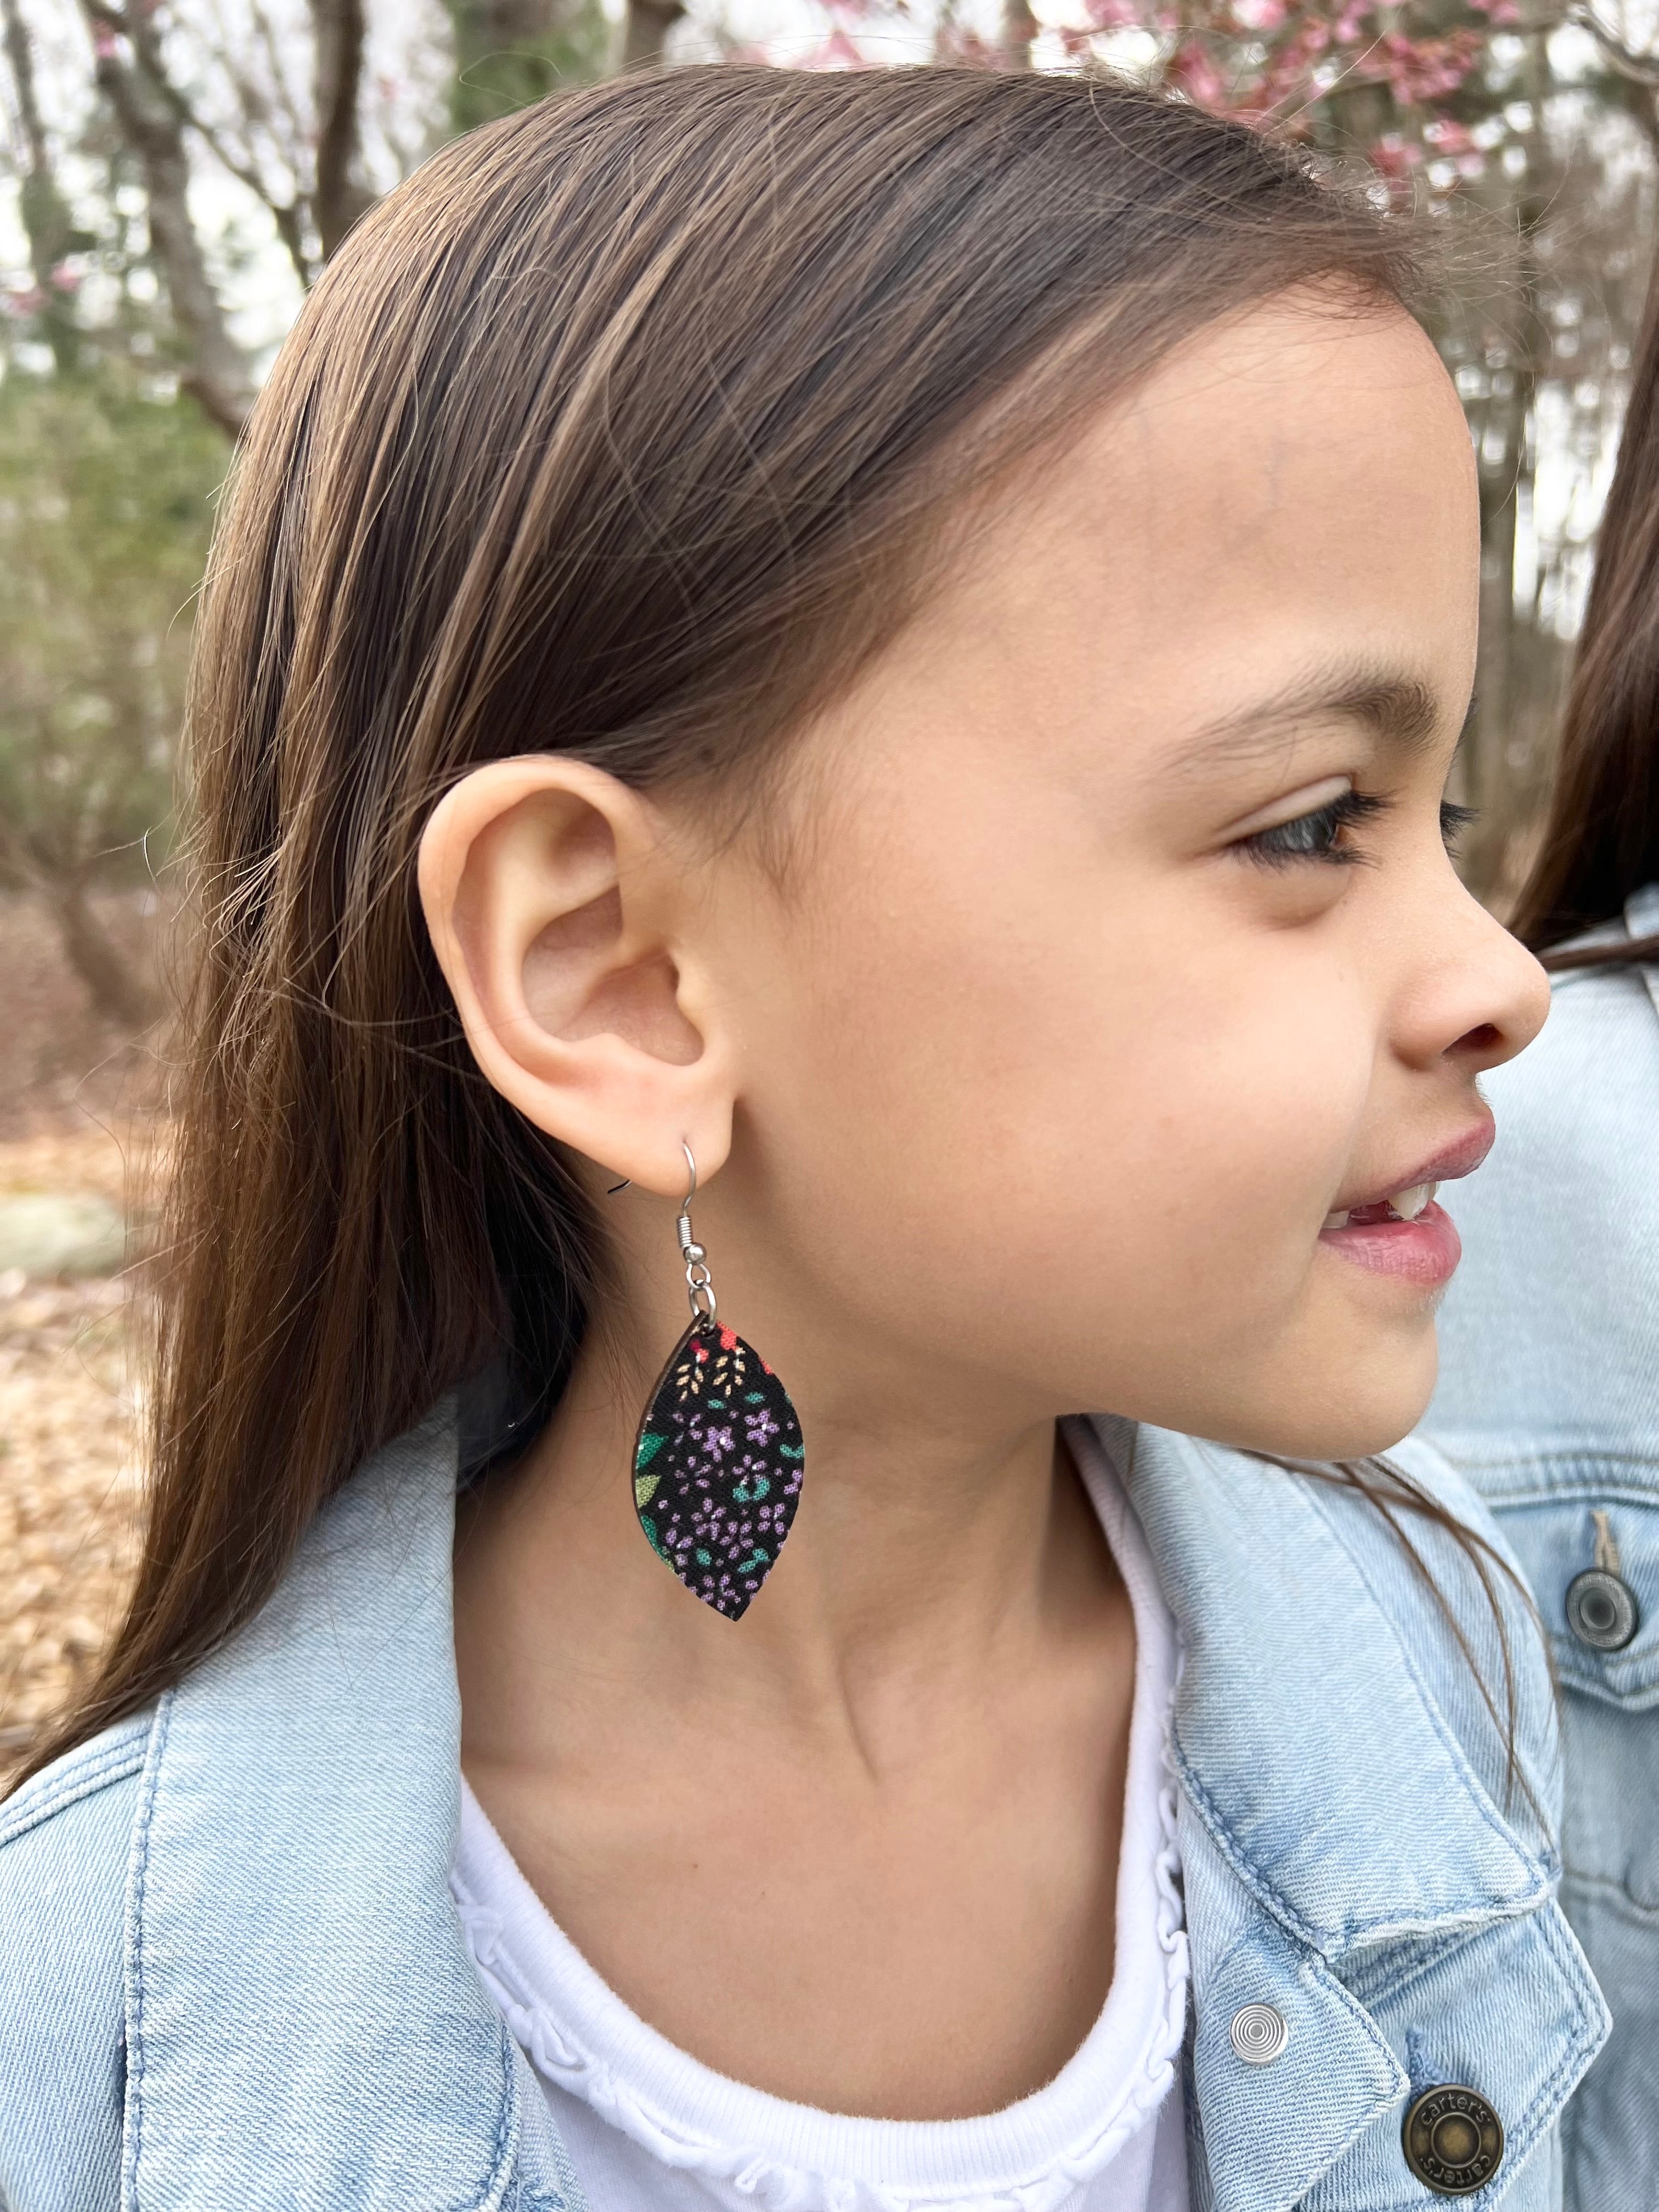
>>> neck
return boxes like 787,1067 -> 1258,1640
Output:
453,1289 -> 1112,1769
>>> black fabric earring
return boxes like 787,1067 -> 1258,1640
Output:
631,1143 -> 805,1620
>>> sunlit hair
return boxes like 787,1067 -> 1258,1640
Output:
16,66 -> 1532,1796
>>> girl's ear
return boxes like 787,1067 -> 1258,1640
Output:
417,755 -> 735,1197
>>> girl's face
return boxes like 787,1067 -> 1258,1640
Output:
425,296 -> 1548,1463
675,300 -> 1547,1459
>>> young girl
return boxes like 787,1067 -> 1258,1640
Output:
1424,261 -> 1659,2212
0,67 -> 1607,2212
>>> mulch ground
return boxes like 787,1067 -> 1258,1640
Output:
0,895 -> 161,1786
0,1266 -> 144,1779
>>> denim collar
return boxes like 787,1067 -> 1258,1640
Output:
122,1407 -> 1578,2212
1111,1417 -> 1558,1952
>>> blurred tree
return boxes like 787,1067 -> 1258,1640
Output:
3,0 -> 1656,924
1,0 -> 91,373
0,378 -> 223,1022
1056,0 -> 1659,891
448,0 -> 611,133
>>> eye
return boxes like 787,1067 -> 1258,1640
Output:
1237,789 -> 1389,870
1438,800 -> 1477,854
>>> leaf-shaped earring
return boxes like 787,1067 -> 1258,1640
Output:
631,1143 -> 805,1620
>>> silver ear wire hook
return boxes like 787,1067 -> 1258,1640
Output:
676,1140 -> 716,1325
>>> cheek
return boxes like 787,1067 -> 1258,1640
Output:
747,821 -> 1375,1398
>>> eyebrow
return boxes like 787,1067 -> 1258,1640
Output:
1173,661 -> 1446,778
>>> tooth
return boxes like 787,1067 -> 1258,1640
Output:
1390,1183 -> 1430,1220
1323,1209 -> 1351,1230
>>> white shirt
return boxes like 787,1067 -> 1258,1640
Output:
452,1420 -> 1189,2212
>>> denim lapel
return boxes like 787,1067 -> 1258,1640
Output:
120,1404 -> 580,2212
119,1393 -> 1594,2212
1108,1418 -> 1606,2212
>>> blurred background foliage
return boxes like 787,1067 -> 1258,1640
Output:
0,377 -> 221,1025
2,0 -> 1657,1035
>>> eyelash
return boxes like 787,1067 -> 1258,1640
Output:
1239,793 -> 1477,870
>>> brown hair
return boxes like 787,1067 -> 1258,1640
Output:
21,66 -> 1521,1791
1511,262 -> 1659,966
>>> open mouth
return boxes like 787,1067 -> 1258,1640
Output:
1318,1181 -> 1460,1288
1322,1181 -> 1437,1232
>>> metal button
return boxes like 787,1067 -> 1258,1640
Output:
1401,2084 -> 1505,2196
1229,2003 -> 1289,2064
1566,1567 -> 1640,1653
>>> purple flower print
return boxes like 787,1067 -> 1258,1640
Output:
632,1318 -> 806,1621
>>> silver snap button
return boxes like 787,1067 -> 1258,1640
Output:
1566,1568 -> 1639,1653
1229,2002 -> 1289,2064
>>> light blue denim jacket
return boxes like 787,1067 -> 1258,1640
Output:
1424,882 -> 1659,2212
0,1408 -> 1607,2212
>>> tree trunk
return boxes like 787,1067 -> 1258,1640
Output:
311,0 -> 375,258
84,8 -> 257,437
621,0 -> 684,71
448,0 -> 610,130
1,0 -> 81,374
43,879 -> 161,1031
999,0 -> 1037,69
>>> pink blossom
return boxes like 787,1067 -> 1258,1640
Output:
1369,132 -> 1422,177
1167,40 -> 1231,110
1231,0 -> 1285,30
800,25 -> 870,68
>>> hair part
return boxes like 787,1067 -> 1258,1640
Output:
20,66 -> 1484,1792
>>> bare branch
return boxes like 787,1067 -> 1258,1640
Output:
998,0 -> 1038,67
1568,1 -> 1659,84
311,0 -> 373,258
620,0 -> 684,69
2,0 -> 81,370
80,5 -> 255,435
1,0 -> 48,176
87,0 -> 313,285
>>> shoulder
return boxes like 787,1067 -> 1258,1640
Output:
0,1712 -> 153,2211
1325,1432 -> 1564,1838
1124,1422 -> 1562,1875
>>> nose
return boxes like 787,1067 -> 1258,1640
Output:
1402,881 -> 1550,1079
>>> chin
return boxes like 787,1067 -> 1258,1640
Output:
1197,1343 -> 1440,1464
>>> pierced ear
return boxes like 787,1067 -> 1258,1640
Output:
417,756 -> 734,1196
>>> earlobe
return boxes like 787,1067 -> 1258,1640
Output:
416,757 -> 734,1196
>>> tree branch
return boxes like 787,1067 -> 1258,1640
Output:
1,0 -> 81,370
620,0 -> 684,70
80,5 -> 256,436
310,0 -> 373,258
1568,2 -> 1659,85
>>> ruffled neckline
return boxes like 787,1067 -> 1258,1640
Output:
452,1420 -> 1187,2212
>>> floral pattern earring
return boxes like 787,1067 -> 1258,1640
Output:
631,1143 -> 805,1620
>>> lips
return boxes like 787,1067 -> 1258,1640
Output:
1319,1200 -> 1463,1288
1322,1119 -> 1494,1229
1317,1119 -> 1492,1290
